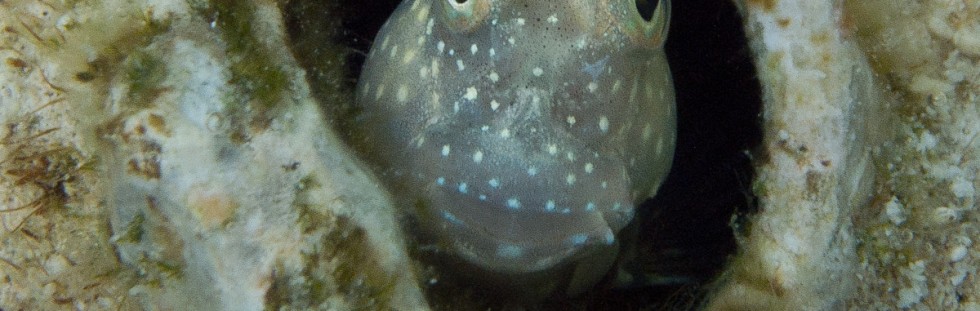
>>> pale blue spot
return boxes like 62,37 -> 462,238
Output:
496,244 -> 523,258
479,194 -> 488,201
442,211 -> 463,226
582,56 -> 610,80
488,178 -> 500,188
545,200 -> 556,211
507,198 -> 521,210
458,182 -> 468,193
436,177 -> 446,186
569,233 -> 589,246
585,202 -> 596,211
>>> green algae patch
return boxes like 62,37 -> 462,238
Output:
190,0 -> 292,116
114,213 -> 146,244
264,174 -> 397,310
121,50 -> 169,109
76,12 -> 173,88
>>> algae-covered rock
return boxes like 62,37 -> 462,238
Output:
705,0 -> 980,309
0,0 -> 426,310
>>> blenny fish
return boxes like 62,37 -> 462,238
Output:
354,0 -> 674,294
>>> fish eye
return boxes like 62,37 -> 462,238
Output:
444,0 -> 475,15
441,0 -> 490,32
625,0 -> 670,47
635,0 -> 657,22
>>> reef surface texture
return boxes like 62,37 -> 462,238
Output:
707,0 -> 980,310
0,0 -> 425,310
0,0 -> 978,310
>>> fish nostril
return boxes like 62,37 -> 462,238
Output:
635,0 -> 657,22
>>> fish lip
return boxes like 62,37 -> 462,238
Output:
448,227 -> 612,274
425,194 -> 622,274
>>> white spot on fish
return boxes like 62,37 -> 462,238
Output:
402,48 -> 417,64
497,244 -> 523,258
396,85 -> 409,102
473,150 -> 484,163
507,198 -> 521,209
464,87 -> 478,101
374,84 -> 385,100
415,4 -> 429,21
642,123 -> 653,141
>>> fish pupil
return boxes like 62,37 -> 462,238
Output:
635,0 -> 657,22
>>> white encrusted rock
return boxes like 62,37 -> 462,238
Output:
707,0 -> 980,310
0,1 -> 428,310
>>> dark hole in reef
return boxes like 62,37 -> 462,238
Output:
635,0 -> 658,22
286,0 -> 762,309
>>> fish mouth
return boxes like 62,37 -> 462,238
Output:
423,187 -> 621,274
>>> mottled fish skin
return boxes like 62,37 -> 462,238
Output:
355,0 -> 674,274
